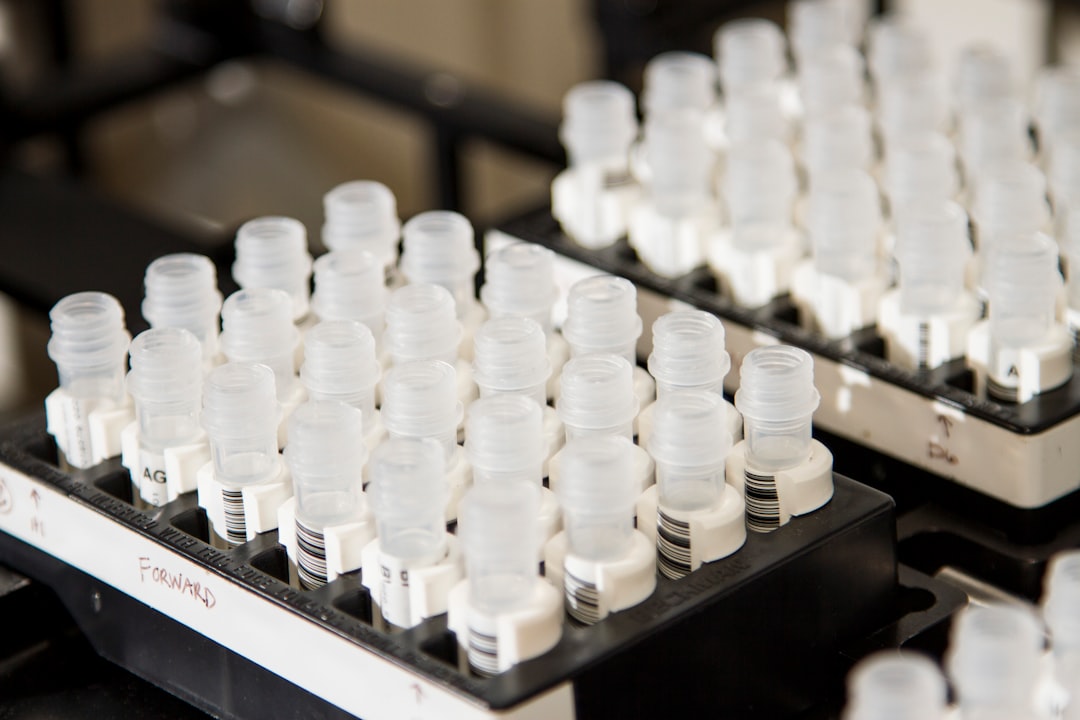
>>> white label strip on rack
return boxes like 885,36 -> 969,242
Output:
0,461 -> 574,720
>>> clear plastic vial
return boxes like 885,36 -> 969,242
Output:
219,288 -> 300,402
458,480 -> 542,614
142,253 -> 223,364
310,248 -> 387,344
648,310 -> 730,398
722,139 -> 798,250
649,391 -> 732,513
808,168 -> 882,282
399,211 -> 480,319
285,399 -> 367,588
321,180 -> 401,272
366,436 -> 452,629
946,604 -> 1044,719
465,395 -> 545,487
46,291 -> 132,469
643,108 -> 714,220
734,345 -> 820,475
201,362 -> 281,488
557,355 -> 639,442
788,0 -> 858,66
127,327 -> 203,452
561,275 -> 642,363
381,360 -> 462,463
559,80 -> 638,174
384,283 -> 463,366
803,105 -> 874,180
843,652 -> 948,720
472,317 -> 551,407
232,216 -> 313,322
986,234 -> 1060,351
557,436 -> 638,563
896,201 -> 972,318
300,320 -> 380,439
1043,551 -> 1080,699
885,133 -> 959,219
48,291 -> 131,407
641,52 -> 717,118
714,18 -> 787,96
480,242 -> 559,332
368,437 -> 447,568
798,45 -> 864,119
973,162 -> 1049,250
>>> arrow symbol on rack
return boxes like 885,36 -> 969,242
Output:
30,489 -> 40,509
0,478 -> 11,514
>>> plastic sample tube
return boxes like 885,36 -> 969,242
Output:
384,283 -> 462,366
843,652 -> 948,720
647,310 -> 730,398
629,108 -> 716,277
465,395 -> 545,487
126,328 -> 203,505
953,45 -> 1015,117
650,392 -> 732,513
641,52 -> 717,118
947,604 -> 1044,719
876,73 -> 949,149
232,216 -> 313,322
458,480 -> 542,673
1034,66 -> 1080,157
480,242 -> 558,332
885,133 -> 959,218
557,436 -> 642,618
321,180 -> 401,272
381,360 -> 462,463
798,45 -> 864,119
1049,130 -> 1080,230
552,81 -> 639,249
866,16 -> 933,91
367,437 -> 449,627
986,235 -> 1059,350
472,317 -> 551,407
284,400 -> 366,588
896,202 -> 972,318
142,253 -> 223,365
788,0 -> 856,67
201,362 -> 281,487
734,345 -> 820,532
557,355 -> 639,442
724,84 -> 790,145
399,211 -> 480,320
808,168 -> 881,282
300,320 -> 380,438
714,18 -> 787,96
310,248 -> 387,344
803,105 -> 874,180
1044,551 -> 1080,702
959,98 -> 1032,187
561,275 -> 642,363
46,291 -> 132,468
219,288 -> 299,402
973,162 -> 1049,253
723,139 -> 798,247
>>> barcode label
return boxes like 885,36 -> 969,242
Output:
296,519 -> 328,589
916,321 -> 930,370
221,488 -> 247,545
467,626 -> 500,676
657,509 -> 692,580
61,396 -> 98,469
745,469 -> 780,533
986,375 -> 1019,403
564,568 -> 601,625
603,169 -> 633,189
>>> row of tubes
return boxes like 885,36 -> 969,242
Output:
552,0 -> 1080,403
